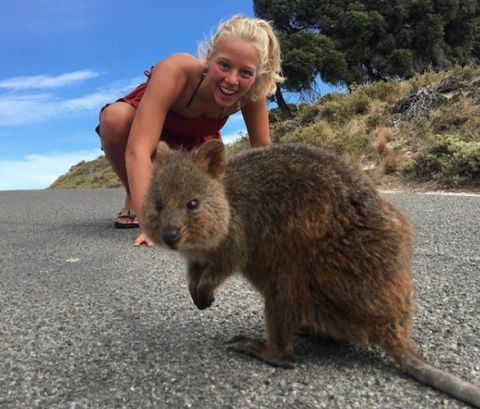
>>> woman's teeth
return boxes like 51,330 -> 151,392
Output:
219,86 -> 237,96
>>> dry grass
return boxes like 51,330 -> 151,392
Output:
431,100 -> 480,141
50,156 -> 122,189
373,126 -> 395,155
382,151 -> 401,174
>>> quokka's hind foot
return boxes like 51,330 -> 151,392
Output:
226,335 -> 295,369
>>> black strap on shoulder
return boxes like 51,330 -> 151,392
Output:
185,71 -> 207,109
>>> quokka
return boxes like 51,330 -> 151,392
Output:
143,140 -> 480,407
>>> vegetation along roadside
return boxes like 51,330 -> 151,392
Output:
50,66 -> 480,193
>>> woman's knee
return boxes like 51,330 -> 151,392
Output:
99,103 -> 135,145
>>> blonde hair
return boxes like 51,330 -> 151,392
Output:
199,15 -> 284,101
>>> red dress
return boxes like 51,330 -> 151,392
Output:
96,69 -> 228,151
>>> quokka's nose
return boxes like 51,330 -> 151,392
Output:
162,227 -> 181,249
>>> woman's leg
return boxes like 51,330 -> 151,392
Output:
98,102 -> 137,222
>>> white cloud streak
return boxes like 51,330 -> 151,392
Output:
0,70 -> 101,90
0,93 -> 57,126
0,75 -> 142,126
0,149 -> 103,190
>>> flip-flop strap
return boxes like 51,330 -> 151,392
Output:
117,209 -> 136,219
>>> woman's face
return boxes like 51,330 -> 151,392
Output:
206,37 -> 259,107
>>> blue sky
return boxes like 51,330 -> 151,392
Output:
0,0 -> 267,190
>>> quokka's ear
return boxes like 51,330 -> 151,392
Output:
153,142 -> 174,167
192,140 -> 226,179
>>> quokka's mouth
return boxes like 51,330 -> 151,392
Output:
164,242 -> 178,250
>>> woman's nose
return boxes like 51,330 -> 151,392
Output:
225,71 -> 239,86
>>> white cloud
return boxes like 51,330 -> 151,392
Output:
0,76 -> 142,126
0,149 -> 103,191
0,93 -> 57,126
60,91 -> 118,112
0,70 -> 101,90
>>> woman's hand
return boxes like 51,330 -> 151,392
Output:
134,230 -> 155,247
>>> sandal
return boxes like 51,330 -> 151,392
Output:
114,209 -> 140,229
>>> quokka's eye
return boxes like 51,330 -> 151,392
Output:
155,200 -> 163,212
187,199 -> 199,210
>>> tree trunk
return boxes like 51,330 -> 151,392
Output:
275,88 -> 293,119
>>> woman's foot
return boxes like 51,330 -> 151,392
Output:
114,209 -> 139,229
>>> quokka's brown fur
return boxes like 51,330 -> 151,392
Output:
143,140 -> 480,407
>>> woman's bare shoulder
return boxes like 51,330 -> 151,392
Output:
147,53 -> 205,110
153,53 -> 204,75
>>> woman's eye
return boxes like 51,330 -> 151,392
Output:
241,70 -> 254,78
187,199 -> 199,210
218,61 -> 229,70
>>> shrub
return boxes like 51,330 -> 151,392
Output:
349,93 -> 371,115
402,135 -> 480,187
361,81 -> 400,102
296,104 -> 321,125
431,101 -> 480,140
320,94 -> 353,123
282,121 -> 336,147
320,92 -> 370,124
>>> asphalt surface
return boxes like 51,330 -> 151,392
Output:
0,188 -> 479,409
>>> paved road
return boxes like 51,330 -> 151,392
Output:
1,188 -> 479,409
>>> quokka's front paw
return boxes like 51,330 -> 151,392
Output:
188,281 -> 214,310
193,292 -> 214,310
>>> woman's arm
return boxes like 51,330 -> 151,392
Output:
241,97 -> 271,147
125,55 -> 190,227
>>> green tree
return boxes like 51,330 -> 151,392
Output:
255,0 -> 480,92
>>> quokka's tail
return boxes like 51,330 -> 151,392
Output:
396,351 -> 480,408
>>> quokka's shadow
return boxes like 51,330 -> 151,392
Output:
293,333 -> 402,376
